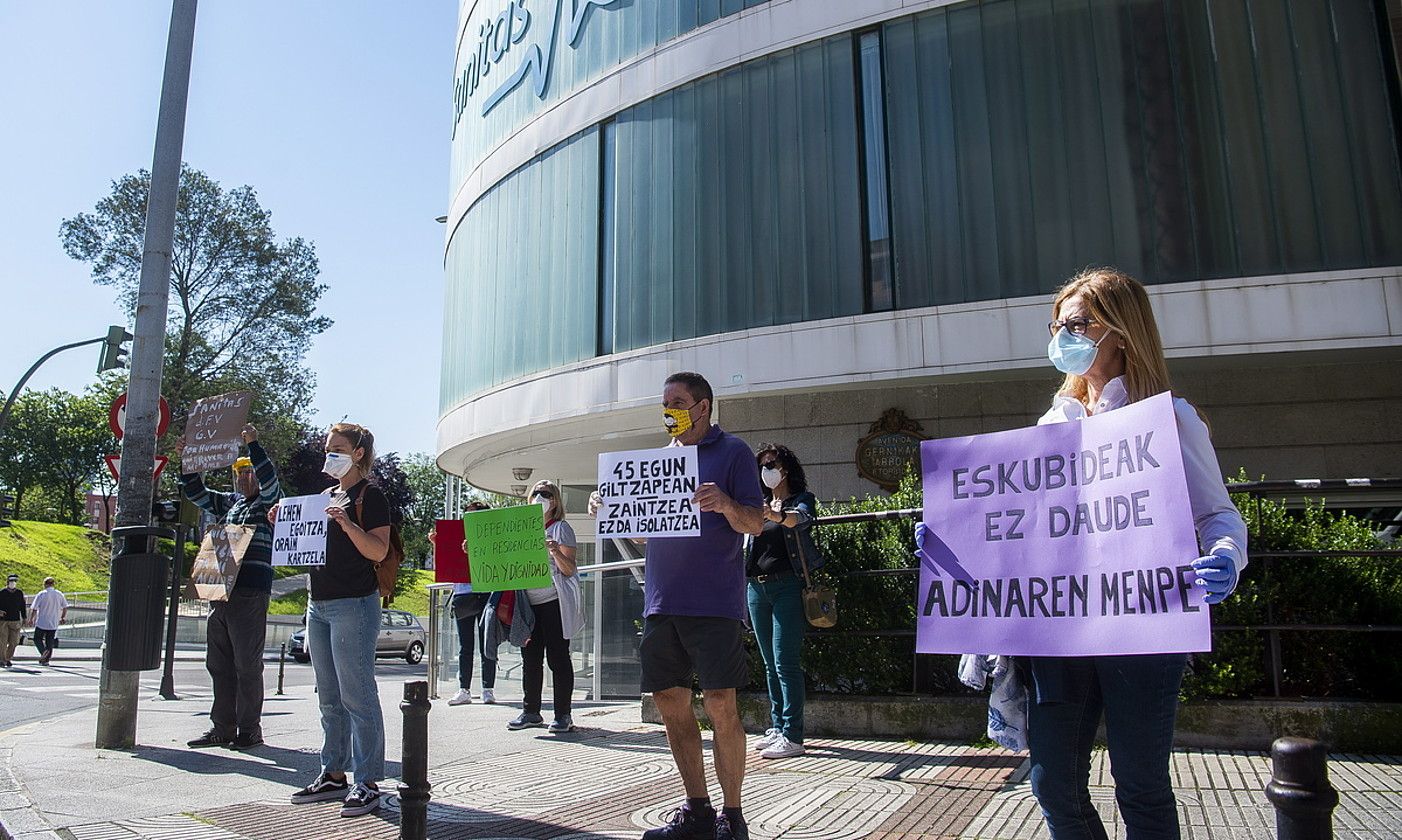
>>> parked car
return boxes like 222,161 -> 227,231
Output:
288,608 -> 426,665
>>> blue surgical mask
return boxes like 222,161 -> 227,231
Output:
1047,328 -> 1107,376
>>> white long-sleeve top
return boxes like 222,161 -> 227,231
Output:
1038,376 -> 1248,570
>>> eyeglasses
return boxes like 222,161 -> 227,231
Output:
1048,316 -> 1099,337
533,489 -> 555,499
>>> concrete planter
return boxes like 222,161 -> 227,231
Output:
641,692 -> 1402,753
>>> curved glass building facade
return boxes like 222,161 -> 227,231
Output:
441,0 -> 1402,500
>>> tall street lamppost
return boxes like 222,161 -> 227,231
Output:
95,0 -> 199,750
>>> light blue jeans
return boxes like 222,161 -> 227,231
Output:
747,575 -> 806,743
307,592 -> 384,783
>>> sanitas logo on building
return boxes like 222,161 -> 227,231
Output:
453,0 -> 620,133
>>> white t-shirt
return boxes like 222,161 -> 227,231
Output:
525,520 -> 576,606
31,588 -> 68,631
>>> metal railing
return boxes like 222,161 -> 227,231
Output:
422,478 -> 1398,700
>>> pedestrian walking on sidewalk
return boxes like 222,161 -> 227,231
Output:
506,480 -> 582,734
746,444 -> 822,761
28,577 -> 67,665
177,424 -> 282,751
284,423 -> 389,818
591,372 -> 765,840
442,501 -> 499,707
1018,268 -> 1248,840
1,574 -> 26,666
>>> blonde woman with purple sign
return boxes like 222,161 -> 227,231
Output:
953,268 -> 1246,840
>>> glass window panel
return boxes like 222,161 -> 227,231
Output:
771,47 -> 808,324
698,0 -> 720,28
747,59 -> 780,328
1087,0 -> 1148,278
1126,0 -> 1197,281
721,68 -> 752,331
859,30 -> 895,312
1208,0 -> 1281,274
882,18 -> 931,309
982,0 -> 1040,296
825,37 -> 866,318
1330,0 -> 1402,265
1287,0 -> 1364,266
600,121 -> 618,355
1249,0 -> 1323,271
948,5 -> 1002,293
671,84 -> 700,341
1165,0 -> 1237,278
1017,0 -> 1078,288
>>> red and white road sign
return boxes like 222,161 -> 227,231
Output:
105,454 -> 169,482
109,393 -> 171,439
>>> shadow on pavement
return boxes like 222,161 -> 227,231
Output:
131,743 -> 403,790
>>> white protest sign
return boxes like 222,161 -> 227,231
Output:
272,493 -> 330,566
597,446 -> 700,539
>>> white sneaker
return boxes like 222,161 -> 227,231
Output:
448,688 -> 473,706
761,734 -> 805,759
480,688 -> 496,705
753,728 -> 781,751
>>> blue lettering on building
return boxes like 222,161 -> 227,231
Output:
453,0 -> 620,135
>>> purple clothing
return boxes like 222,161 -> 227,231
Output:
644,425 -> 764,621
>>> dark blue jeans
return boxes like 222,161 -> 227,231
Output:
1026,653 -> 1187,840
746,575 -> 805,743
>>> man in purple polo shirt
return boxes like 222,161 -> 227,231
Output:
595,372 -> 764,840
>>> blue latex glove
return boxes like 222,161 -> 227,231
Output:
914,521 -> 930,553
1192,552 -> 1238,605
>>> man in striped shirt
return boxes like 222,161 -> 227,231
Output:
177,423 -> 282,751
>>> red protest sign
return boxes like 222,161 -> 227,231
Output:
433,518 -> 469,584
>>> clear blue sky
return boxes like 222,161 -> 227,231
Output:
0,2 -> 456,458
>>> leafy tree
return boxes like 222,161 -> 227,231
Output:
60,164 -> 330,464
0,389 -> 113,524
400,453 -> 447,567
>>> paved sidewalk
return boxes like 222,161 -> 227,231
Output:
1,675 -> 1398,839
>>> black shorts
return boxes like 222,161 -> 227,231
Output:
639,614 -> 750,693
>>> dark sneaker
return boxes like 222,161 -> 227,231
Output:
507,712 -> 546,730
340,783 -> 381,817
290,772 -> 349,804
187,729 -> 234,748
716,813 -> 750,840
228,731 -> 264,751
548,715 -> 575,733
641,804 -> 716,839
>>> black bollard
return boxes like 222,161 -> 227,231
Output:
158,523 -> 186,700
399,680 -> 432,840
1265,737 -> 1339,840
276,643 -> 286,696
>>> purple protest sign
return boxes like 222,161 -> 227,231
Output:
916,392 -> 1210,656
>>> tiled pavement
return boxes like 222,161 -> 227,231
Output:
3,676 -> 1399,840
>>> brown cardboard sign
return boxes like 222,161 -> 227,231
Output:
182,391 -> 254,472
189,525 -> 256,601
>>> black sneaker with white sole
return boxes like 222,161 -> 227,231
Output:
290,772 -> 349,804
340,783 -> 381,817
507,712 -> 546,730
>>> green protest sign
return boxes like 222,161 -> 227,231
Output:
463,504 -> 552,592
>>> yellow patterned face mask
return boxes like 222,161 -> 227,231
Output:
662,406 -> 694,438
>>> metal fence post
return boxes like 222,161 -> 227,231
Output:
398,680 -> 432,840
276,643 -> 286,696
1265,737 -> 1339,840
159,523 -> 185,700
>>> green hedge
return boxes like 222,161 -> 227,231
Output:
771,470 -> 1400,701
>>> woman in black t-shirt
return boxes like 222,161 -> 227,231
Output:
285,423 -> 391,818
745,444 -> 818,761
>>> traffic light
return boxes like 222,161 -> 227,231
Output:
151,500 -> 180,523
97,325 -> 133,373
0,492 -> 14,527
